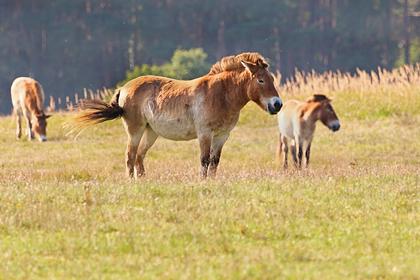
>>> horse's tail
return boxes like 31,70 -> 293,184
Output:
75,89 -> 123,126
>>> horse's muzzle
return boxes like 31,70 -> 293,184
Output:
329,121 -> 341,132
267,97 -> 282,115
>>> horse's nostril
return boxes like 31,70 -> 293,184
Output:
273,100 -> 282,111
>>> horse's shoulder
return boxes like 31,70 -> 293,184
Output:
299,100 -> 322,120
293,101 -> 312,119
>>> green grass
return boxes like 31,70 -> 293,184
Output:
0,92 -> 419,279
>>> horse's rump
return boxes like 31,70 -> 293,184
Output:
11,77 -> 45,114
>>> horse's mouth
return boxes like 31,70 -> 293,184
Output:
267,103 -> 281,115
329,122 -> 341,132
39,135 -> 48,142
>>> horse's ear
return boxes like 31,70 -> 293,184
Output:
241,60 -> 259,74
257,59 -> 269,69
308,94 -> 330,103
37,113 -> 51,119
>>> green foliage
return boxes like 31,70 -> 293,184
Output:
119,48 -> 210,85
119,64 -> 167,86
395,37 -> 420,67
168,48 -> 210,80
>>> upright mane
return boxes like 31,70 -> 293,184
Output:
307,94 -> 331,103
208,52 -> 269,75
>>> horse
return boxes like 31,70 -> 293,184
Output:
11,77 -> 51,142
277,94 -> 340,169
75,52 -> 283,178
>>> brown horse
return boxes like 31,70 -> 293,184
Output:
277,94 -> 340,169
11,77 -> 51,142
76,52 -> 282,178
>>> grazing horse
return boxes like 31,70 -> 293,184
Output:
277,94 -> 340,169
76,52 -> 283,178
11,77 -> 51,142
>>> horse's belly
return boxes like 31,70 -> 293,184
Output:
278,113 -> 295,139
147,116 -> 197,141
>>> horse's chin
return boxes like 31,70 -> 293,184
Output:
329,125 -> 340,132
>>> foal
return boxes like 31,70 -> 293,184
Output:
277,94 -> 340,169
11,77 -> 51,142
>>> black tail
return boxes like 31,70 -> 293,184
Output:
75,90 -> 123,126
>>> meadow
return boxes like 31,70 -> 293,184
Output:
0,66 -> 419,279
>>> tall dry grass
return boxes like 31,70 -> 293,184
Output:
276,64 -> 419,96
48,64 -> 420,115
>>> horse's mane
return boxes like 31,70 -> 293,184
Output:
33,82 -> 45,111
307,94 -> 331,103
208,52 -> 268,75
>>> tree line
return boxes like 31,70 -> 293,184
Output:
0,0 -> 419,113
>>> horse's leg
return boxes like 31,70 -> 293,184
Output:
291,145 -> 298,167
298,145 -> 303,168
294,136 -> 303,169
281,136 -> 289,169
123,120 -> 145,178
305,142 -> 312,168
15,109 -> 22,139
198,134 -> 211,178
291,138 -> 298,168
23,110 -> 33,140
208,133 -> 229,177
135,126 -> 158,177
276,133 -> 282,162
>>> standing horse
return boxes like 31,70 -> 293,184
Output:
11,77 -> 51,142
76,52 -> 282,178
277,94 -> 340,169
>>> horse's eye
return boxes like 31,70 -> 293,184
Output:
257,79 -> 264,84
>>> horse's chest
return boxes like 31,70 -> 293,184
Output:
201,113 -> 239,134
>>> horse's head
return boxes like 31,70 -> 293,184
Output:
241,59 -> 282,114
33,112 -> 51,142
310,95 -> 340,132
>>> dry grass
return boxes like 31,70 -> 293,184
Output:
0,65 -> 419,279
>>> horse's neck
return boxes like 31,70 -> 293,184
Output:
220,71 -> 250,112
302,103 -> 321,127
26,92 -> 43,116
33,83 -> 44,113
307,106 -> 321,127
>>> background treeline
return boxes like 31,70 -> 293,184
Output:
0,0 -> 419,114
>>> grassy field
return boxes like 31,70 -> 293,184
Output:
0,68 -> 419,279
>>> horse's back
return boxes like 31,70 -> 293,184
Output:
11,77 -> 44,111
119,75 -> 199,113
118,75 -> 202,141
119,75 -> 171,106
